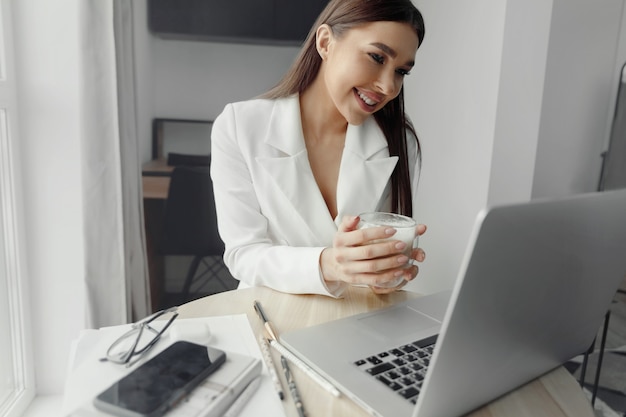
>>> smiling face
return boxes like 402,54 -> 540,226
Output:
315,21 -> 419,126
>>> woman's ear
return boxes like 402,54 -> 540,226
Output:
315,24 -> 333,60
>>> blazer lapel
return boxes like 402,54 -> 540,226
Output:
256,97 -> 338,243
256,97 -> 397,243
336,117 -> 398,221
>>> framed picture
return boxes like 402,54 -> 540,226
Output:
152,118 -> 213,160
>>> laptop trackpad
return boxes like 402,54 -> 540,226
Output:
358,306 -> 439,340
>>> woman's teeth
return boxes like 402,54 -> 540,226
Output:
358,91 -> 376,106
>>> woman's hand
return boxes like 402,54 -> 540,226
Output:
320,215 -> 427,293
369,223 -> 426,294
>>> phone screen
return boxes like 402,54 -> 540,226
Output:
94,341 -> 226,417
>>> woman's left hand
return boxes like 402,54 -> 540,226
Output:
369,223 -> 427,294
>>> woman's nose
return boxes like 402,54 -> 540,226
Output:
375,70 -> 400,97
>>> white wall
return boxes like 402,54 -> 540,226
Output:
132,0 -> 154,168
533,0 -> 625,198
488,0 -> 553,206
13,0 -> 87,396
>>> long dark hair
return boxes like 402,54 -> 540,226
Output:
263,0 -> 425,216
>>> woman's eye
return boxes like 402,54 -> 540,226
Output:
369,53 -> 384,64
396,68 -> 411,77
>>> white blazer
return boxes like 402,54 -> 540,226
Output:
210,95 -> 420,296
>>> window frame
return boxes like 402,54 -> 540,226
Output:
0,0 -> 35,415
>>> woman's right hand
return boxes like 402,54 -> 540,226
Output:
320,215 -> 416,289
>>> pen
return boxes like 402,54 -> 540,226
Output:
253,300 -> 279,341
252,300 -> 341,398
281,355 -> 306,417
222,376 -> 262,417
269,338 -> 341,398
259,336 -> 285,400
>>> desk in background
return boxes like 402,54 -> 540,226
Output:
142,158 -> 172,200
142,159 -> 173,310
179,286 -> 596,417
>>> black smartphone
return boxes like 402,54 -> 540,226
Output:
93,341 -> 226,417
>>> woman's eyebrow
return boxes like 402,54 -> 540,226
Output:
370,42 -> 415,67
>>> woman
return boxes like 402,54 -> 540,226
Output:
210,0 -> 427,297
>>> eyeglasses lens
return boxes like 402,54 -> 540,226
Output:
107,308 -> 178,364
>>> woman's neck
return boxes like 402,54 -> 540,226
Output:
299,77 -> 347,145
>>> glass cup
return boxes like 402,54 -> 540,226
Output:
357,212 -> 418,288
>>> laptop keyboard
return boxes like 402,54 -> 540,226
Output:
353,335 -> 438,404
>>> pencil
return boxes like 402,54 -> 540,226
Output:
258,336 -> 285,400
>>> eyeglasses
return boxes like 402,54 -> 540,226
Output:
101,306 -> 179,367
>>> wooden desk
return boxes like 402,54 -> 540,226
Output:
177,286 -> 595,417
142,159 -> 172,200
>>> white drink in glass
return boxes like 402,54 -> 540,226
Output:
357,212 -> 417,288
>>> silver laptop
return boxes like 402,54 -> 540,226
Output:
281,189 -> 626,417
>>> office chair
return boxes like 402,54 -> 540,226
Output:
166,152 -> 210,167
578,286 -> 626,407
160,164 -> 234,305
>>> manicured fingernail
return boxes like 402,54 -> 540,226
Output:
395,242 -> 406,250
397,255 -> 409,264
385,228 -> 396,235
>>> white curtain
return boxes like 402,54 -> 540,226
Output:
80,1 -> 150,327
113,0 -> 152,321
